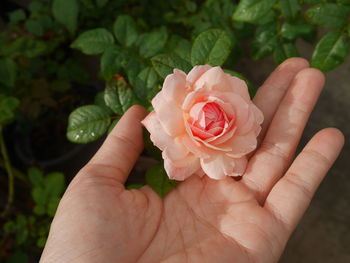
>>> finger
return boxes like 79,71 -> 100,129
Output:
253,57 -> 309,144
82,105 -> 147,184
243,68 -> 325,202
264,128 -> 344,234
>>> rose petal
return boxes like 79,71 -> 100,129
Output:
200,154 -> 234,180
182,135 -> 212,159
163,136 -> 189,161
142,112 -> 188,159
225,73 -> 251,102
162,69 -> 187,104
225,129 -> 258,158
152,92 -> 185,136
164,155 -> 201,181
227,157 -> 248,177
187,65 -> 212,85
194,66 -> 230,91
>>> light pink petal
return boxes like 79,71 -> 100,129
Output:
164,155 -> 201,181
225,129 -> 258,158
152,92 -> 185,136
190,124 -> 213,140
210,125 -> 237,145
162,69 -> 187,104
225,73 -> 251,102
187,65 -> 212,85
225,93 -> 251,135
189,102 -> 206,122
236,107 -> 255,135
251,104 -> 264,124
185,119 -> 232,152
142,112 -> 188,160
163,136 -> 189,161
194,67 -> 230,91
228,157 -> 248,177
182,135 -> 212,159
142,112 -> 172,151
200,154 -> 234,180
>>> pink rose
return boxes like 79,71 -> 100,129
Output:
142,65 -> 263,180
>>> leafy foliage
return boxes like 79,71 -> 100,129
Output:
1,0 -> 350,260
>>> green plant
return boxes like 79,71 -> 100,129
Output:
1,0 -> 350,260
65,0 -> 350,194
2,168 -> 65,262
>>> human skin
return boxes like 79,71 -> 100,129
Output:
40,58 -> 344,263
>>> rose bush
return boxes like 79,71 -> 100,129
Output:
142,65 -> 263,180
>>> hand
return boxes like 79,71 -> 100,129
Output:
40,58 -> 344,263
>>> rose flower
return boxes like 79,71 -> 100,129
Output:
142,65 -> 263,180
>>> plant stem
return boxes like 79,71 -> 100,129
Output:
0,126 -> 14,217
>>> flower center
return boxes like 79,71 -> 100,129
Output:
189,102 -> 227,139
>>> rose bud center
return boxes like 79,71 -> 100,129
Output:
189,102 -> 231,140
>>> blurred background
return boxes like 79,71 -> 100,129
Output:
0,0 -> 349,262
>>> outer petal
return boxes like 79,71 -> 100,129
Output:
194,67 -> 230,91
225,129 -> 258,158
163,136 -> 189,161
142,112 -> 188,158
162,69 -> 187,104
152,92 -> 185,136
164,155 -> 201,181
251,104 -> 264,124
228,157 -> 248,177
182,135 -> 212,159
200,154 -> 234,180
225,73 -> 251,102
186,65 -> 212,85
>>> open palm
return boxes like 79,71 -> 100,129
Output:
41,58 -> 344,263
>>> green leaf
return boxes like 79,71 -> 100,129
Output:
281,23 -> 315,40
306,4 -> 350,30
8,9 -> 26,23
37,236 -> 47,248
47,196 -> 61,216
146,164 -> 179,196
113,15 -> 138,47
279,0 -> 300,21
71,28 -> 114,55
233,0 -> 277,23
29,1 -> 43,13
337,0 -> 350,4
139,27 -> 168,58
33,205 -> 46,215
25,20 -> 44,36
32,187 -> 46,206
104,78 -> 138,114
28,167 -> 44,186
250,24 -> 277,60
311,31 -> 350,72
67,105 -> 111,143
44,172 -> 65,198
134,67 -> 159,103
273,41 -> 299,64
0,58 -> 17,87
152,53 -> 192,79
96,0 -> 109,7
191,29 -> 233,66
100,46 -> 124,79
0,95 -> 19,125
52,0 -> 79,35
166,35 -> 192,62
0,38 -> 46,58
